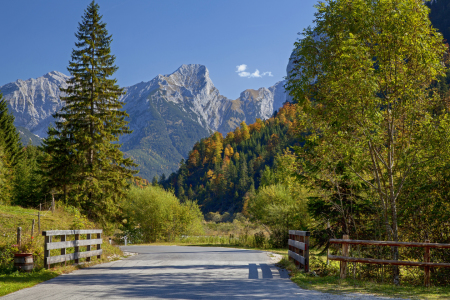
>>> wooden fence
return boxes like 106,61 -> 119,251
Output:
328,235 -> 450,287
288,230 -> 310,272
43,229 -> 103,269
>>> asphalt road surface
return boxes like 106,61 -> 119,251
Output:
3,246 -> 401,299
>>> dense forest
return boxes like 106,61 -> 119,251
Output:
160,103 -> 299,213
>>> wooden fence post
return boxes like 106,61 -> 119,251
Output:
326,220 -> 330,265
61,235 -> 66,266
86,233 -> 91,262
304,234 -> 310,272
31,220 -> 35,238
424,240 -> 430,287
97,232 -> 102,259
44,235 -> 51,269
340,234 -> 349,279
17,227 -> 21,248
74,234 -> 80,264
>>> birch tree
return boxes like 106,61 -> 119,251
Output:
286,0 -> 449,284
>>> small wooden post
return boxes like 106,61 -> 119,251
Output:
326,220 -> 330,265
424,240 -> 430,287
61,235 -> 66,266
304,234 -> 310,272
74,234 -> 80,264
86,233 -> 91,262
51,194 -> 55,213
97,232 -> 101,259
44,235 -> 51,269
31,220 -> 35,238
17,227 -> 22,248
340,234 -> 349,279
38,212 -> 41,234
39,203 -> 41,211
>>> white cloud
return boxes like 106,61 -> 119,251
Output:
236,64 -> 247,72
236,64 -> 273,78
238,71 -> 251,77
250,69 -> 261,78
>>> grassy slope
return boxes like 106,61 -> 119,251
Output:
277,251 -> 450,300
0,204 -> 124,297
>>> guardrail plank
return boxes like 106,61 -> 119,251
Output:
46,239 -> 103,250
295,241 -> 306,251
46,250 -> 103,264
294,231 -> 310,237
42,229 -> 103,236
329,239 -> 450,249
328,255 -> 450,268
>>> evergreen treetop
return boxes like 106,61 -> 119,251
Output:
0,93 -> 23,167
43,1 -> 137,221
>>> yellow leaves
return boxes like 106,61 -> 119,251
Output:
233,152 -> 240,161
206,169 -> 215,180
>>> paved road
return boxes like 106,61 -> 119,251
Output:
3,246 -> 400,299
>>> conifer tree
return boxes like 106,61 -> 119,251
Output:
0,145 -> 13,204
0,93 -> 23,166
44,1 -> 137,220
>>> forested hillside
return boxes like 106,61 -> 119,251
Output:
161,103 -> 299,213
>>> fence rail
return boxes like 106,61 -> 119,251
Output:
288,230 -> 310,272
43,229 -> 102,269
328,236 -> 450,287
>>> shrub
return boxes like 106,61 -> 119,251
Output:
121,186 -> 204,242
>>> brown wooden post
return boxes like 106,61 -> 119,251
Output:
295,233 -> 300,268
326,220 -> 330,265
38,212 -> 41,234
44,235 -> 51,269
31,220 -> 35,238
97,232 -> 102,259
340,234 -> 350,279
61,235 -> 66,266
424,240 -> 430,287
74,234 -> 80,264
304,234 -> 310,272
17,227 -> 21,248
86,233 -> 91,262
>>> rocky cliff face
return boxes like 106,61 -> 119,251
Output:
0,71 -> 69,137
0,64 -> 289,179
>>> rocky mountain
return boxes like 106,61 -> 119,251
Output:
0,64 -> 290,180
17,126 -> 42,146
0,71 -> 69,138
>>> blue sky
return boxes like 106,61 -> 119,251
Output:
1,0 -> 319,99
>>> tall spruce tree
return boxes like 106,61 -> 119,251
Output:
0,93 -> 23,167
0,93 -> 22,204
43,1 -> 137,221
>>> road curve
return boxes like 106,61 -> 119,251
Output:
2,246 -> 401,299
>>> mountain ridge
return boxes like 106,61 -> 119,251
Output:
0,64 -> 290,180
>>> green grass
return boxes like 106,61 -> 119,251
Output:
277,255 -> 450,300
0,204 -> 125,297
0,268 -> 59,297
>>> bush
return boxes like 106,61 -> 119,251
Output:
253,231 -> 266,248
269,227 -> 289,248
121,186 -> 204,242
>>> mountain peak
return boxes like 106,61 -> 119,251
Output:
42,71 -> 70,84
